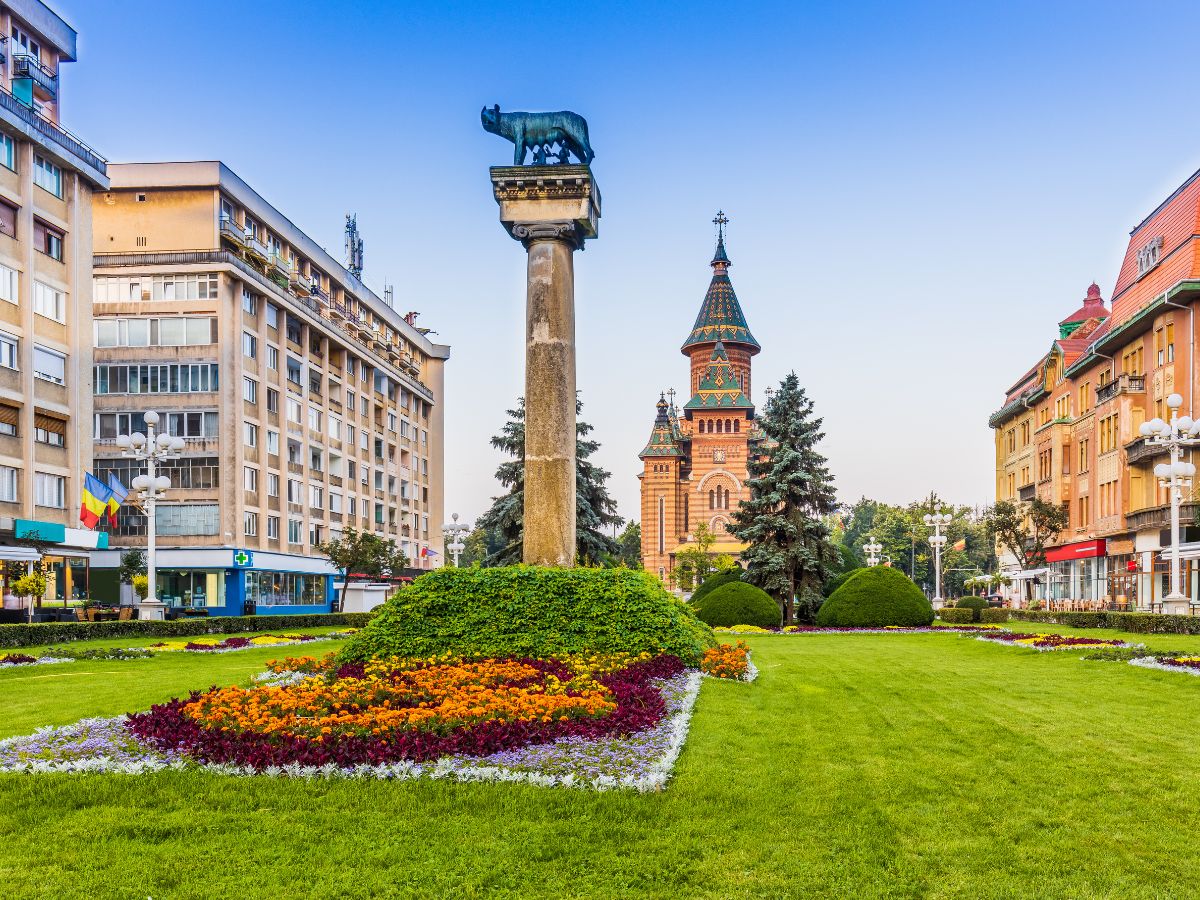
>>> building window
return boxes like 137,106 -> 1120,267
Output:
243,376 -> 257,404
287,357 -> 302,387
286,398 -> 302,424
0,332 -> 17,370
244,422 -> 258,447
94,317 -> 216,348
243,332 -> 257,359
0,263 -> 17,305
94,363 -> 218,395
0,134 -> 14,172
96,457 -> 219,492
0,465 -> 16,502
267,515 -> 279,539
267,473 -> 279,497
33,155 -> 62,197
244,466 -> 258,492
33,345 -> 65,384
267,346 -> 278,371
92,273 -> 220,302
308,407 -> 321,431
33,472 -> 65,508
0,199 -> 15,238
287,518 -> 303,544
310,484 -> 324,508
32,281 -> 64,322
242,287 -> 258,315
34,423 -> 64,447
266,303 -> 278,329
35,220 -> 63,261
266,429 -> 279,456
244,511 -> 258,536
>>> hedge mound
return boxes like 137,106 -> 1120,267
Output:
690,569 -> 744,605
692,582 -> 781,628
816,567 -> 934,628
338,566 -> 716,665
955,595 -> 989,622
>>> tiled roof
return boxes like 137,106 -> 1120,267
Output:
1059,282 -> 1110,326
640,395 -> 685,458
683,342 -> 754,411
681,237 -> 760,354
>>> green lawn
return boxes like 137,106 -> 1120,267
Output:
4,627 -> 1200,898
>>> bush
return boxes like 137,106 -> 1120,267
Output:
938,608 -> 974,624
0,613 -> 373,649
692,582 -> 781,629
816,567 -> 934,628
689,569 -> 744,606
979,608 -> 1010,624
338,566 -> 716,665
1009,609 -> 1200,635
955,596 -> 989,622
823,568 -> 864,598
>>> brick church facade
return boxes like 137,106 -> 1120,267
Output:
639,217 -> 766,586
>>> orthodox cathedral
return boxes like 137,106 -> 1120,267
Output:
639,214 -> 766,585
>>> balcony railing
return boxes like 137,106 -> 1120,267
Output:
13,53 -> 57,100
0,85 -> 105,177
1125,503 -> 1200,532
1096,374 -> 1146,405
1018,483 -> 1035,502
1125,437 -> 1169,466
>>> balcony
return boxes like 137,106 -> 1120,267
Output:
269,253 -> 292,280
0,85 -> 106,179
1125,503 -> 1200,532
1096,373 -> 1146,405
220,216 -> 248,248
245,236 -> 270,264
13,54 -> 57,101
1018,483 -> 1035,502
1125,437 -> 1168,466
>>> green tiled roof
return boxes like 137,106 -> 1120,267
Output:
681,237 -> 760,354
640,395 -> 685,458
684,343 -> 754,411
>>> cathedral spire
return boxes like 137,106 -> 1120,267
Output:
639,394 -> 684,458
682,212 -> 760,355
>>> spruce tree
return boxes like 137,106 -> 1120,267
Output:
476,397 -> 624,566
729,372 -> 839,622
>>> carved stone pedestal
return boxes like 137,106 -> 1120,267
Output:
490,165 -> 600,566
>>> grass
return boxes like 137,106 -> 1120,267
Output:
3,627 -> 1200,897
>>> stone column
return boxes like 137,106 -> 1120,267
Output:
491,166 -> 600,566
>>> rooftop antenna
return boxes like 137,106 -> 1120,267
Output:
345,213 -> 364,280
383,281 -> 394,308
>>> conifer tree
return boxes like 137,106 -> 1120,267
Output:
476,397 -> 624,566
729,372 -> 839,622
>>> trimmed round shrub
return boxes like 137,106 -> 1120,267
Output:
690,569 -> 744,606
816,567 -> 934,628
823,567 -> 864,598
692,582 -> 781,629
956,595 -> 989,622
338,566 -> 717,665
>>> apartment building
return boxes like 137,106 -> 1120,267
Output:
0,1 -> 108,603
89,162 -> 449,615
990,164 -> 1200,612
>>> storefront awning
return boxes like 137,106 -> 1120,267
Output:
0,546 -> 43,562
1045,539 -> 1106,563
1008,568 -> 1048,581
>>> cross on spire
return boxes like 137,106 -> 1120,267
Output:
713,210 -> 728,241
666,387 -> 676,409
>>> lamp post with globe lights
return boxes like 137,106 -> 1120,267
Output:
1140,393 -> 1200,614
114,411 -> 185,617
923,507 -> 953,609
442,513 -> 470,567
863,536 -> 883,567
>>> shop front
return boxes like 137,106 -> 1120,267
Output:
88,547 -> 337,616
1042,539 -> 1108,609
0,518 -> 108,611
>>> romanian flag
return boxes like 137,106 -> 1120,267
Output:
79,473 -> 114,529
952,538 -> 967,552
105,473 -> 128,527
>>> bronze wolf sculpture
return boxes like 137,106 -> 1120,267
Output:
481,104 -> 595,166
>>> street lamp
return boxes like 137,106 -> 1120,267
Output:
442,513 -> 470,567
863,536 -> 883,567
923,506 -> 953,609
115,411 -> 184,617
1142,392 -> 1200,614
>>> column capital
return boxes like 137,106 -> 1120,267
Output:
510,220 -> 583,250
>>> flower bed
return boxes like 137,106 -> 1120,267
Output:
1129,655 -> 1200,676
0,653 -> 70,668
2,647 -> 749,790
701,641 -> 756,682
712,624 -> 1004,635
975,632 -> 1132,652
145,632 -> 351,654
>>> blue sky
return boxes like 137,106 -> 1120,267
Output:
55,0 -> 1200,526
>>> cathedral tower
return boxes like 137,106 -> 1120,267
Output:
639,213 -> 762,587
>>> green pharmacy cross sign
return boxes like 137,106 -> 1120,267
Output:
233,550 -> 254,568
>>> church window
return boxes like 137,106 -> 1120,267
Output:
713,449 -> 725,463
658,497 -> 665,555
709,489 -> 716,510
734,419 -> 740,433
725,419 -> 732,432
716,419 -> 723,434
724,488 -> 731,509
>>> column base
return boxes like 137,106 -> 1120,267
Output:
1161,597 -> 1191,616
